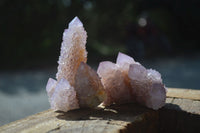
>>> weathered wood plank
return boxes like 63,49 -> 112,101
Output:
159,98 -> 200,133
0,104 -> 158,133
167,88 -> 200,100
190,100 -> 200,114
0,88 -> 200,133
165,98 -> 200,115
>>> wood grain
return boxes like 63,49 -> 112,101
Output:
167,88 -> 200,100
0,88 -> 200,133
0,104 -> 158,133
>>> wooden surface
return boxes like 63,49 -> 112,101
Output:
166,88 -> 200,115
0,104 -> 158,133
0,88 -> 200,133
167,88 -> 200,100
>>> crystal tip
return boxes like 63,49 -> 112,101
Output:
69,16 -> 83,27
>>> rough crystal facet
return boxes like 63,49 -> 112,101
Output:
128,64 -> 166,110
46,78 -> 57,98
46,16 -> 166,112
46,17 -> 105,112
50,78 -> 79,112
97,52 -> 166,110
74,62 -> 106,108
116,52 -> 136,70
97,61 -> 132,105
56,16 -> 87,86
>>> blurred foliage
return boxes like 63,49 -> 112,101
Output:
0,0 -> 200,69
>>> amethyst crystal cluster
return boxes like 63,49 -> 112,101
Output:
46,17 -> 167,112
97,52 -> 166,110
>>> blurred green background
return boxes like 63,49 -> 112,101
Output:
1,0 -> 200,69
0,0 -> 200,126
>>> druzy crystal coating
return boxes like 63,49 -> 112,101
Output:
50,78 -> 79,112
56,17 -> 87,86
46,17 -> 166,112
97,52 -> 166,110
46,17 -> 105,112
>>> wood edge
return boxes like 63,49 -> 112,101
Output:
1,88 -> 199,132
166,87 -> 200,100
0,109 -> 53,130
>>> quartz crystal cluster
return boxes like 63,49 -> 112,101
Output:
97,52 -> 167,110
46,16 -> 166,112
46,17 -> 106,112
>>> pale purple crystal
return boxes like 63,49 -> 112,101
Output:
128,64 -> 166,110
128,64 -> 147,82
46,17 -> 105,112
46,16 -> 166,112
97,61 -> 132,105
74,62 -> 106,108
117,52 -> 136,69
50,78 -> 79,112
56,16 -> 87,86
46,78 -> 57,98
97,52 -> 166,110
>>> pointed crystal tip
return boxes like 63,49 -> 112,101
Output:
69,16 -> 83,27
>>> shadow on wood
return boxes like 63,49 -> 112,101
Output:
56,103 -> 159,133
56,103 -> 153,121
0,88 -> 200,133
159,103 -> 200,133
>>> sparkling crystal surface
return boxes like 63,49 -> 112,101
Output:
97,61 -> 132,105
128,64 -> 166,110
97,52 -> 166,110
46,17 -> 105,112
56,16 -> 87,86
50,78 -> 79,112
46,17 -> 166,112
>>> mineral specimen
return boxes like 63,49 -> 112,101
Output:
46,17 -> 105,112
97,52 -> 166,110
74,62 -> 106,108
46,16 -> 166,112
56,16 -> 87,86
49,78 -> 79,112
97,61 -> 133,105
128,64 -> 166,109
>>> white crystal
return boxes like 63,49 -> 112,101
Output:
46,78 -> 57,98
50,78 -> 79,112
69,17 -> 83,27
116,52 -> 136,66
116,52 -> 140,72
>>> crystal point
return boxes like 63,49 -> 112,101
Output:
46,17 -> 106,112
46,78 -> 57,98
46,17 -> 166,112
69,16 -> 83,27
97,52 -> 166,109
116,52 -> 135,66
56,16 -> 87,86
